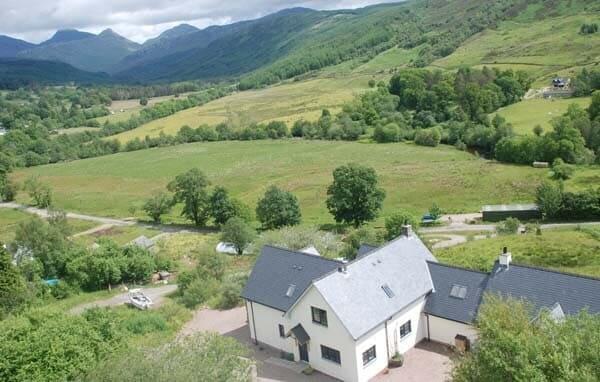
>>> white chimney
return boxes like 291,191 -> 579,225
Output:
499,247 -> 512,268
401,224 -> 412,237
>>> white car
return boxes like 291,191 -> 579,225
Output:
128,289 -> 153,310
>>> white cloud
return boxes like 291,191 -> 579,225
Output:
1,0 -> 400,43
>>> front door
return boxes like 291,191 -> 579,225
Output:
299,343 -> 309,362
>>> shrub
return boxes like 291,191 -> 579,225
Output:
496,217 -> 520,235
414,127 -> 441,147
373,123 -> 400,143
180,277 -> 220,309
551,158 -> 575,180
384,211 -> 419,240
124,313 -> 168,335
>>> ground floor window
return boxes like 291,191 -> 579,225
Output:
399,320 -> 412,338
362,345 -> 376,366
278,324 -> 285,338
321,345 -> 341,364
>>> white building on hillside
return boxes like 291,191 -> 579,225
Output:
242,226 -> 600,382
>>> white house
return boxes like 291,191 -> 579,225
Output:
242,227 -> 600,382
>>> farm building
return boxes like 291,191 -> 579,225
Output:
481,204 -> 541,222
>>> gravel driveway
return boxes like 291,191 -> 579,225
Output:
70,284 -> 178,314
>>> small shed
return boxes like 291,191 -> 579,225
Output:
482,204 -> 541,222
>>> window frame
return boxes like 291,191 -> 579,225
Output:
311,306 -> 328,327
320,345 -> 341,365
362,345 -> 377,366
278,324 -> 285,338
399,320 -> 412,339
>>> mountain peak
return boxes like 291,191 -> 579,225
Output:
41,29 -> 94,46
143,23 -> 199,46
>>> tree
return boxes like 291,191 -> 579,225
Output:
0,174 -> 17,202
384,211 -> 419,240
536,180 -> 563,219
533,124 -> 544,137
551,158 -> 575,180
588,90 -> 600,121
143,192 -> 173,223
496,217 -> 520,235
23,176 -> 52,208
168,169 -> 211,226
0,246 -> 28,318
139,97 -> 148,106
221,217 -> 256,256
326,164 -> 385,228
209,186 -> 238,226
453,296 -> 600,382
256,186 -> 301,230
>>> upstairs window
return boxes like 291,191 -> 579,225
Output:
362,345 -> 377,366
311,307 -> 328,327
399,320 -> 412,338
321,345 -> 341,364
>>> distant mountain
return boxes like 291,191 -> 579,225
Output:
0,58 -> 109,88
110,21 -> 254,74
39,29 -> 95,46
18,29 -> 140,72
143,24 -> 199,47
0,35 -> 35,57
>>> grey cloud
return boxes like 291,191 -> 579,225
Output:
1,0 -> 399,43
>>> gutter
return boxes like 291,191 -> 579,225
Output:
250,300 -> 258,345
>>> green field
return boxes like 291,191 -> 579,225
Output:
434,227 -> 600,278
111,73 -> 378,143
73,224 -> 162,247
434,14 -> 600,85
13,139 -> 573,225
494,97 -> 592,135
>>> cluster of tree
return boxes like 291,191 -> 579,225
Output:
572,68 -> 600,97
536,180 -> 600,221
495,96 -> 600,165
7,214 -> 169,301
580,23 -> 599,34
103,81 -> 211,101
0,87 -> 230,168
453,295 -> 600,382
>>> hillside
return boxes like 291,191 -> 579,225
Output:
0,58 -> 110,88
39,29 -> 95,46
0,35 -> 35,57
18,29 -> 140,72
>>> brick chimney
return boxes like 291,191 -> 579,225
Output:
499,246 -> 512,268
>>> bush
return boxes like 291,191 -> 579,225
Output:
496,217 -> 520,235
551,158 -> 575,180
384,211 -> 419,240
250,226 -> 343,258
124,313 -> 168,335
414,127 -> 442,147
180,277 -> 220,309
373,123 -> 400,143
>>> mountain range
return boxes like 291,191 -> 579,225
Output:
0,0 -> 598,86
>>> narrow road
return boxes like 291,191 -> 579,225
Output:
0,202 -> 133,226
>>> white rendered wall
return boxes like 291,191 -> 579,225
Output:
426,314 -> 478,346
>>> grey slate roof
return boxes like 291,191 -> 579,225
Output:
486,262 -> 600,315
314,233 -> 436,339
357,244 -> 378,258
241,245 -> 342,312
425,262 -> 489,324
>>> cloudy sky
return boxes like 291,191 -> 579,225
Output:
2,0 -> 399,43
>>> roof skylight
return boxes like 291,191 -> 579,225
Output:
285,284 -> 296,298
450,284 -> 467,299
381,284 -> 395,298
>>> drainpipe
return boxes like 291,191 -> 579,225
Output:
250,301 -> 258,345
384,316 -> 392,360
426,314 -> 431,342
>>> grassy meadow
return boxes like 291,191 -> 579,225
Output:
434,227 -> 600,278
13,140 -> 565,225
494,97 -> 592,135
110,73 -> 379,143
433,14 -> 600,85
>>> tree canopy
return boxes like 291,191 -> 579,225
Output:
168,168 -> 211,226
255,186 -> 301,230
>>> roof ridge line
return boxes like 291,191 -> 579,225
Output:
499,260 -> 600,282
262,244 -> 344,264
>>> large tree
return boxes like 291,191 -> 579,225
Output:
167,168 -> 211,226
209,186 -> 238,226
326,164 -> 385,228
453,295 -> 600,382
255,186 -> 301,230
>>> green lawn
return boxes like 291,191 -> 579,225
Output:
13,139 -> 573,225
494,97 -> 592,135
434,227 -> 600,278
73,225 -> 162,247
